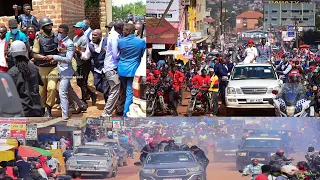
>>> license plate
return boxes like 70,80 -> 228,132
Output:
225,154 -> 236,156
251,158 -> 265,161
247,99 -> 263,103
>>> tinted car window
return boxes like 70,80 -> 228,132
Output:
244,139 -> 280,148
232,66 -> 276,80
146,153 -> 195,164
74,148 -> 110,157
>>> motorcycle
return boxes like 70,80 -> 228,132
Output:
269,83 -> 316,117
146,83 -> 157,117
187,88 -> 208,117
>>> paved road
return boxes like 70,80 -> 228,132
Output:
153,91 -> 275,117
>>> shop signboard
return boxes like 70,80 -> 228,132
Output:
146,0 -> 180,22
26,124 -> 37,140
0,118 -> 26,138
112,120 -> 121,129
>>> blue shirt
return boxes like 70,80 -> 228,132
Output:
118,34 -> 146,77
15,160 -> 31,178
16,14 -> 39,31
5,31 -> 28,62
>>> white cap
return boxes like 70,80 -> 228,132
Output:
209,68 -> 214,72
10,40 -> 26,57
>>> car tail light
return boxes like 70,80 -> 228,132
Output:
133,76 -> 141,98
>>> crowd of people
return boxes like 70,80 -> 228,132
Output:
0,3 -> 146,119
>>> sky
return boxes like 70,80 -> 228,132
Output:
112,0 -> 146,6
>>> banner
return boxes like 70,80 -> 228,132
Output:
0,119 -> 26,138
26,124 -> 37,140
146,0 -> 180,22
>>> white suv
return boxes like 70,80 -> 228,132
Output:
225,63 -> 282,115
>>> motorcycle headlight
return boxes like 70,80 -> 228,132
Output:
286,106 -> 295,116
150,88 -> 156,94
188,165 -> 202,172
270,153 -> 275,156
191,89 -> 198,96
313,86 -> 318,91
142,168 -> 156,174
227,87 -> 236,94
237,152 -> 247,156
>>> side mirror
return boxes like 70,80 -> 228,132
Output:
272,90 -> 278,95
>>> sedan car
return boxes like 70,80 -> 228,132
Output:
139,151 -> 205,180
213,139 -> 242,162
66,145 -> 118,178
111,145 -> 129,167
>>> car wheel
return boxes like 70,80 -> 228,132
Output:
112,167 -> 118,177
236,160 -> 243,171
226,107 -> 235,116
118,161 -> 124,167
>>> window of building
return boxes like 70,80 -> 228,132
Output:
243,18 -> 247,22
265,19 -> 268,21
0,0 -> 32,17
272,18 -> 277,21
303,18 -> 309,21
282,10 -> 288,13
292,10 -> 300,13
303,10 -> 309,13
243,22 -> 247,28
265,11 -> 268,13
281,18 -> 287,21
272,10 -> 277,13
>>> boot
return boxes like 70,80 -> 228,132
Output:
72,103 -> 88,114
44,106 -> 52,117
91,93 -> 97,106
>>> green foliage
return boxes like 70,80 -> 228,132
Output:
316,15 -> 320,30
84,0 -> 99,8
112,1 -> 146,21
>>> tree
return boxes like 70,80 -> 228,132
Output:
84,0 -> 99,8
112,1 -> 146,21
316,15 -> 320,30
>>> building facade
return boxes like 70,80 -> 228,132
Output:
236,11 -> 263,32
263,2 -> 316,30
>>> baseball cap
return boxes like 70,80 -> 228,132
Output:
153,70 -> 160,75
73,22 -> 87,29
10,40 -> 27,57
8,19 -> 18,28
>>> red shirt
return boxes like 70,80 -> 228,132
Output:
5,167 -> 17,180
147,75 -> 159,85
168,71 -> 184,91
255,174 -> 268,180
192,75 -> 211,90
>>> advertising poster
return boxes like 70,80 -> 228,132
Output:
26,124 -> 37,140
179,30 -> 192,44
0,119 -> 26,138
112,120 -> 121,129
180,43 -> 193,59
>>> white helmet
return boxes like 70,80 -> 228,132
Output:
10,40 -> 26,57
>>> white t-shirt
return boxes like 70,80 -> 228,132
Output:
244,47 -> 258,63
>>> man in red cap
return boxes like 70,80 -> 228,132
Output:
243,39 -> 258,64
147,70 -> 160,85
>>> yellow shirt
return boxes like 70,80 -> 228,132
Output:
209,75 -> 219,92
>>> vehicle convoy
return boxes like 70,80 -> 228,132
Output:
139,151 -> 206,180
66,145 -> 118,178
269,83 -> 316,117
225,63 -> 282,116
236,135 -> 284,170
213,139 -> 242,162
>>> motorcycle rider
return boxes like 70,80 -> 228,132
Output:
269,149 -> 292,166
168,65 -> 185,105
310,70 -> 320,87
242,159 -> 264,178
146,69 -> 160,85
164,140 -> 179,151
208,68 -> 219,117
192,69 -> 211,111
275,165 -> 298,180
305,146 -> 317,164
190,145 -> 209,178
156,67 -> 178,115
140,141 -> 157,162
276,55 -> 292,83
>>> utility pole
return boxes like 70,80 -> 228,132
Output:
294,16 -> 299,49
220,0 -> 223,50
224,8 -> 227,44
185,4 -> 189,30
157,0 -> 174,27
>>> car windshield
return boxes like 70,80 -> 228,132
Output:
244,139 -> 280,148
74,148 -> 110,157
217,140 -> 241,150
232,66 -> 276,80
145,153 -> 195,164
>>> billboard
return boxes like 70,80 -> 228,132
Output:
146,0 -> 180,22
0,119 -> 26,138
282,31 -> 295,42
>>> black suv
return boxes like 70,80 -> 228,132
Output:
236,135 -> 284,170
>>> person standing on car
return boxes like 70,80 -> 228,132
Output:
7,40 -> 43,117
118,23 -> 146,117
190,146 -> 209,178
257,38 -> 271,64
243,39 -> 258,64
164,140 -> 179,152
73,22 -> 97,106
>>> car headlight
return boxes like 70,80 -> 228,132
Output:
286,106 -> 295,116
141,168 -> 156,174
215,148 -> 222,152
237,152 -> 247,156
267,88 -> 273,93
227,87 -> 236,94
188,166 -> 202,172
150,88 -> 156,94
270,153 -> 275,156
191,89 -> 198,96
67,159 -> 77,165
99,161 -> 107,166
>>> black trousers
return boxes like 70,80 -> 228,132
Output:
168,90 -> 178,110
76,61 -> 94,100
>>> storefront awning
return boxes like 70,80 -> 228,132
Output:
146,18 -> 178,44
158,50 -> 183,55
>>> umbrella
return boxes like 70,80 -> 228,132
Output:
18,146 -> 52,157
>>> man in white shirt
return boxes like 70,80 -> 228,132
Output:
243,39 -> 258,64
0,26 -> 8,72
83,19 -> 93,42
46,156 -> 60,173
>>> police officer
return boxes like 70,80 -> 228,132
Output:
33,17 -> 58,117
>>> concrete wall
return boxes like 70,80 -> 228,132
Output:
236,18 -> 259,32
